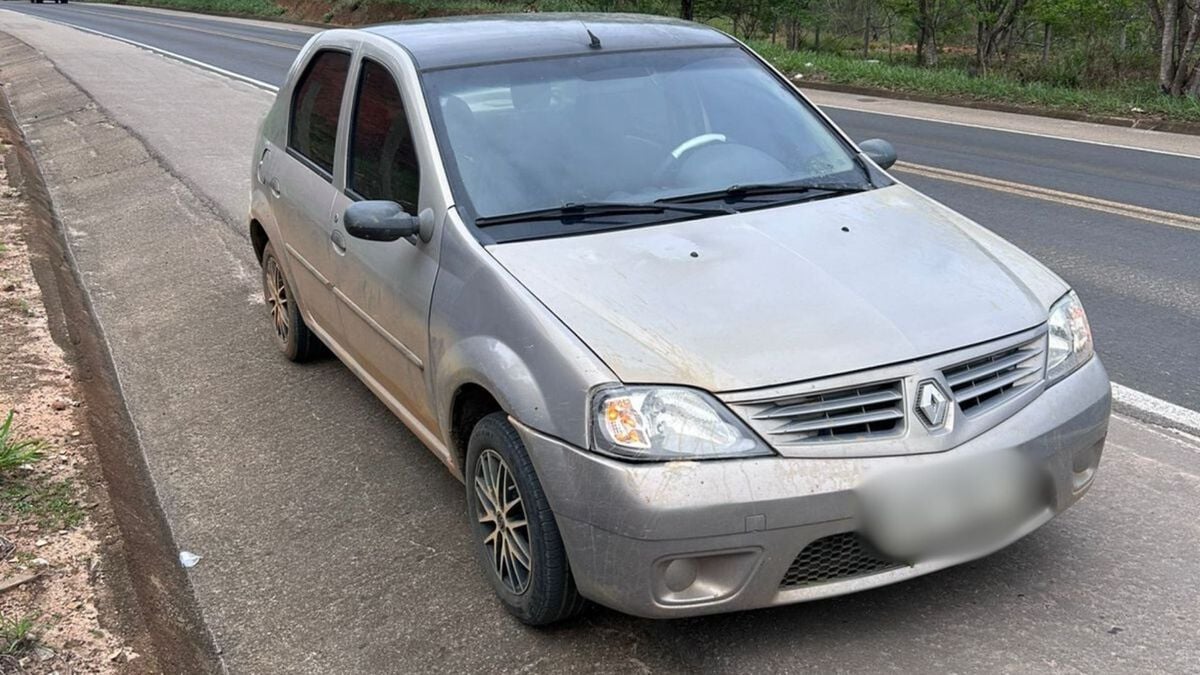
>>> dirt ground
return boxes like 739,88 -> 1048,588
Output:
0,130 -> 134,672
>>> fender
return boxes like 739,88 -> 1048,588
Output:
427,208 -> 617,455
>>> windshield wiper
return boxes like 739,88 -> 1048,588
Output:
660,180 -> 872,205
475,201 -> 735,227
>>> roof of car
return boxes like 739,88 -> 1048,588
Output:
362,13 -> 736,71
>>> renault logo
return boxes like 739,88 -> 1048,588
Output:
915,380 -> 951,430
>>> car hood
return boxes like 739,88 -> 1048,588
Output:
488,185 -> 1068,392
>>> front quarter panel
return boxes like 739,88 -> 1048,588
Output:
429,208 -> 617,456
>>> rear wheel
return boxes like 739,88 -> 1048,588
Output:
466,412 -> 585,625
261,242 -> 320,362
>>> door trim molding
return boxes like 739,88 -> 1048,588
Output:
333,287 -> 424,369
283,243 -> 333,288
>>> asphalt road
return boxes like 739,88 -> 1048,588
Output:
7,1 -> 1200,412
1,6 -> 1199,673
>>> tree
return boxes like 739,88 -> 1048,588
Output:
970,0 -> 1027,74
1147,0 -> 1200,96
916,0 -> 942,65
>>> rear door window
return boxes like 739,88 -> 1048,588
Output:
347,59 -> 421,212
288,49 -> 351,176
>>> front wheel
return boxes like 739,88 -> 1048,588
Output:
466,412 -> 585,625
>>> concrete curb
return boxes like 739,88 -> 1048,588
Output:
1112,383 -> 1200,439
0,31 -> 225,674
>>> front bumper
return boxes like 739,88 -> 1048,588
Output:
516,356 -> 1111,619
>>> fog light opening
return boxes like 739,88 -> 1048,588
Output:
652,548 -> 762,606
663,558 -> 698,593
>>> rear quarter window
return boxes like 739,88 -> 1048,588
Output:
288,49 -> 351,176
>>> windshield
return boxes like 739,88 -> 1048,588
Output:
423,46 -> 865,234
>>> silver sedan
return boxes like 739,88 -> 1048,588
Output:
249,14 -> 1110,624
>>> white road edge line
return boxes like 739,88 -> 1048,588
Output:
1112,384 -> 1200,435
2,10 -> 281,93
817,102 -> 1200,161
11,9 -> 1200,435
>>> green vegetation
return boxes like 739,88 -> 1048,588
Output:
117,0 -> 285,17
1,476 -> 85,531
755,41 -> 1200,122
0,614 -> 40,658
0,412 -> 82,531
2,298 -> 35,318
0,411 -> 43,473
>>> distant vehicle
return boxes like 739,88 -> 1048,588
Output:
29,0 -> 70,4
249,15 -> 1111,624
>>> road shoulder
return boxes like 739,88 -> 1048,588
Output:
804,88 -> 1200,159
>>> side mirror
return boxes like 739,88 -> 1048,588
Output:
859,138 -> 897,170
344,200 -> 419,242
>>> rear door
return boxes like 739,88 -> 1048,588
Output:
330,48 -> 441,430
273,48 -> 353,340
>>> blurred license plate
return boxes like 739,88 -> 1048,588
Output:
860,449 -> 1042,561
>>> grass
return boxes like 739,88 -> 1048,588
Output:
1,298 -> 34,318
0,476 -> 84,531
0,412 -> 82,531
0,412 -> 44,474
0,614 -> 39,658
753,41 -> 1200,124
114,0 -> 285,17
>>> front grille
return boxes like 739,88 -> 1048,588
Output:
744,380 -> 904,445
941,337 -> 1045,416
780,533 -> 904,589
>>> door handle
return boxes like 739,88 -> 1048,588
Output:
257,148 -> 270,183
330,229 -> 347,253
268,177 -> 281,198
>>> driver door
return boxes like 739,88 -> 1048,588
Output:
330,47 -> 441,431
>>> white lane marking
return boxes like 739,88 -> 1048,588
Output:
3,10 -> 281,92
12,9 -> 1200,434
895,161 -> 1200,232
1112,384 -> 1200,435
818,102 -> 1200,161
63,3 -> 303,49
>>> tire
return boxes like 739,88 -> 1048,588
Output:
466,412 -> 586,625
261,241 -> 320,362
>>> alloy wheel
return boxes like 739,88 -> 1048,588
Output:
474,448 -> 532,595
264,257 -> 290,343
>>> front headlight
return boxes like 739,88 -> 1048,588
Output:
1046,290 -> 1094,383
590,386 -> 774,461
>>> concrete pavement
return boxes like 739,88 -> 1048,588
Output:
1,11 -> 1199,673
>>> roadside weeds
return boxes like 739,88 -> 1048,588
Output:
0,134 -> 135,673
